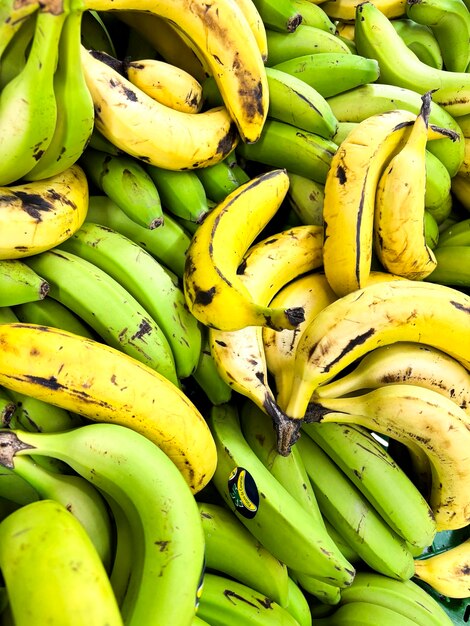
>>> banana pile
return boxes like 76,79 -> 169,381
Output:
0,0 -> 469,624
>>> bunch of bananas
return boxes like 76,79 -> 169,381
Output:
0,0 -> 469,623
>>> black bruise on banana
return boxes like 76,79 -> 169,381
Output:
309,327 -> 376,373
0,192 -> 54,222
223,589 -> 258,608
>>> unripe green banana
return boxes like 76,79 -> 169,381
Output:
286,172 -> 324,226
194,153 -> 250,203
14,298 -> 96,339
424,245 -> 470,286
391,18 -> 443,69
0,260 -> 49,307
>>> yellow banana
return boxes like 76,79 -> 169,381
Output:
414,538 -> 470,598
0,164 -> 88,260
0,322 -> 216,493
80,47 -> 238,170
233,0 -> 268,61
373,92 -> 437,279
184,169 -> 305,331
321,0 -> 406,21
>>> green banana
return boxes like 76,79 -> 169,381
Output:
190,327 -> 233,405
237,119 -> 338,184
25,249 -> 179,385
0,423 -> 205,626
194,152 -> 250,203
296,433 -> 416,581
424,245 -> 470,286
0,464 -> 39,505
314,600 -> 420,626
80,148 -> 164,230
59,221 -> 202,379
25,5 -> 94,180
326,82 -> 464,176
425,149 -> 452,218
0,259 -> 49,307
291,0 -> 335,32
286,172 -> 324,226
85,195 -> 191,279
80,9 -> 116,55
13,298 -> 96,339
406,0 -> 470,73
251,0 -> 302,32
0,3 -> 67,186
0,9 -> 35,89
273,52 -> 380,98
6,388 -> 83,434
437,216 -> 470,246
424,209 -> 440,249
391,18 -> 443,69
265,24 -> 352,66
283,576 -> 313,626
197,500 -> 290,607
0,306 -> 18,324
291,570 -> 341,607
354,1 -> 470,116
208,402 -> 356,587
146,165 -> 210,224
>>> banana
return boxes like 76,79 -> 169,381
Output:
315,600 -> 420,625
80,47 -> 239,171
250,0 -> 302,32
0,499 -> 123,626
337,570 -> 454,626
457,135 -> 470,178
0,164 -> 89,261
124,58 -> 203,113
391,18 -> 443,69
326,82 -> 464,177
0,306 -> 18,324
0,259 -> 49,306
80,147 -> 165,230
265,24 -> 352,66
0,0 -> 39,59
237,119 -> 338,184
85,195 -> 191,279
197,572 -> 301,626
315,341 -> 470,413
197,500 -> 290,607
80,8 -> 116,55
425,149 -> 452,220
414,538 -> 470,598
438,216 -> 470,246
291,570 -> 341,607
273,52 -> 380,98
208,402 -> 356,585
0,8 -> 35,89
11,455 -> 113,569
285,171 -> 325,226
291,0 -> 335,31
190,326 -> 233,405
424,245 -> 470,287
424,208 -> 440,249
0,464 -> 39,505
24,5 -> 94,181
194,152 -> 250,203
321,0 -> 406,21
283,577 -> 312,626
373,91 -> 437,280
296,432 -> 416,580
354,1 -> 470,117
6,387 -> 83,433
59,221 -> 202,379
451,173 -> 470,211
302,422 -> 437,550
263,273 -> 337,409
309,384 -> 470,530
209,225 -> 323,449
14,298 -> 96,339
232,0 -> 268,61
146,165 -> 210,224
406,0 -> 470,73
0,423 -> 206,625
0,3 -> 67,186
183,169 -> 306,331
79,0 -> 269,145
284,280 -> 470,421
0,323 -> 216,493
322,108 -> 416,297
25,249 -> 179,385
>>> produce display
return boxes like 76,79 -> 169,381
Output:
0,0 -> 469,624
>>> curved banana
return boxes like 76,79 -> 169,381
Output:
309,384 -> 470,531
0,499 -> 123,626
438,217 -> 470,247
285,171 -> 325,226
354,1 -> 470,117
209,225 -> 323,450
0,4 -> 66,186
60,221 -> 202,379
391,18 -> 443,70
190,327 -> 233,405
0,0 -> 39,59
0,260 -> 49,306
24,6 -> 94,180
414,538 -> 470,598
124,58 -> 203,113
0,9 -> 35,90
251,0 -> 302,33
315,341 -> 470,413
321,0 -> 406,21
79,0 -> 269,144
194,151 -> 250,203
283,576 -> 313,626
183,169 -> 305,331
0,423 -> 205,625
373,91 -> 437,280
322,108 -> 416,297
322,599 -> 430,625
0,164 -> 89,260
80,47 -> 239,170
0,323 -> 216,493
284,280 -> 470,421
14,298 -> 96,339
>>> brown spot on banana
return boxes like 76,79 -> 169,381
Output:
0,431 -> 34,469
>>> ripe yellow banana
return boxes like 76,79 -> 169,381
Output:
283,280 -> 470,422
0,323 -> 216,493
0,164 -> 88,260
184,168 -> 305,331
321,0 -> 406,21
414,538 -> 470,598
373,92 -> 437,280
79,0 -> 269,143
80,47 -> 239,170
